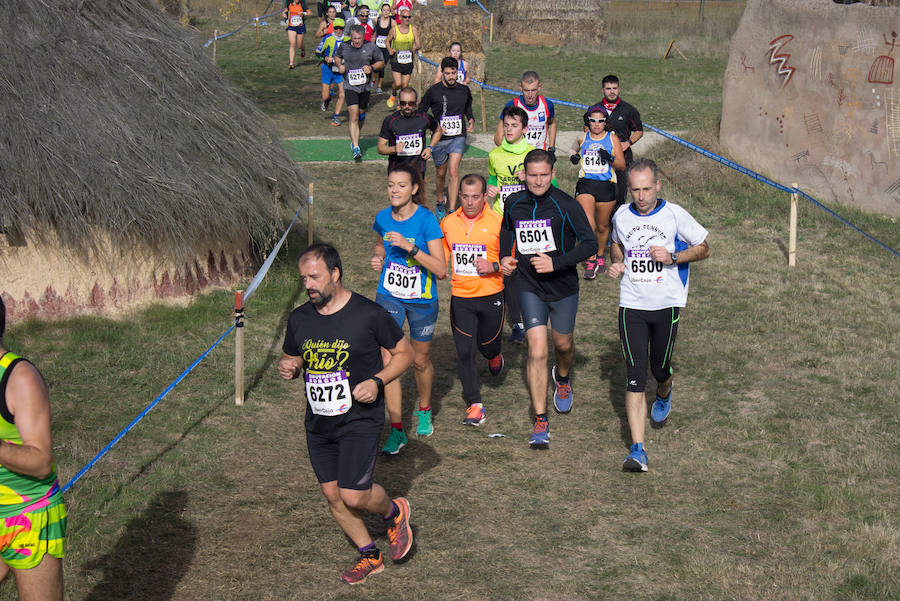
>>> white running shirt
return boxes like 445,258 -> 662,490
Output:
611,199 -> 708,310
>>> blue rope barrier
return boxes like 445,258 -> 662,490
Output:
473,0 -> 491,15
60,324 -> 236,494
435,54 -> 897,258
244,198 -> 307,303
203,10 -> 283,48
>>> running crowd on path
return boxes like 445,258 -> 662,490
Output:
0,5 -> 711,594
274,3 -> 712,584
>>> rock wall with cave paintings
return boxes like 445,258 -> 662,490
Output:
720,0 -> 900,216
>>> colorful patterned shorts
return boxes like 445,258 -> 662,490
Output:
0,499 -> 66,570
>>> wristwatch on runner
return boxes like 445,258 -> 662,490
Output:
670,252 -> 678,265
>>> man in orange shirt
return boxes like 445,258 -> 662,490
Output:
440,174 -> 505,426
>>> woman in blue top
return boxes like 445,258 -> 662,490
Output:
570,105 -> 625,279
370,164 -> 446,453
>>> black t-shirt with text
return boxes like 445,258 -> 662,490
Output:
282,292 -> 404,434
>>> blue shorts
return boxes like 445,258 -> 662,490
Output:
376,293 -> 438,342
520,290 -> 579,335
287,24 -> 307,34
320,63 -> 343,85
431,135 -> 467,167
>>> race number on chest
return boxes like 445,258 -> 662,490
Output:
396,133 -> 423,156
440,115 -> 463,136
305,371 -> 352,416
452,243 -> 487,276
396,50 -> 413,64
582,150 -> 610,175
383,262 -> 422,299
348,68 -> 367,86
625,248 -> 666,285
515,219 -> 556,254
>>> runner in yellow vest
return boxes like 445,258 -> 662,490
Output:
384,5 -> 419,108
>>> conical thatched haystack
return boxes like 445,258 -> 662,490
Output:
1,1 -> 309,321
493,0 -> 608,47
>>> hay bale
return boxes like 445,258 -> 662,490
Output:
495,0 -> 608,46
411,4 -> 484,54
1,0 -> 309,320
411,52 -> 485,98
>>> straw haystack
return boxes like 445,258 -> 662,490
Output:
1,0 -> 309,321
409,4 -> 485,94
493,0 -> 608,46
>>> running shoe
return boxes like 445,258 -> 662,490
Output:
289,64 -> 294,70
583,257 -> 598,280
595,257 -> 607,274
386,497 -> 413,561
551,365 -> 574,414
623,443 -> 649,472
529,416 -> 549,447
340,549 -> 384,585
387,95 -> 396,108
320,101 -> 327,111
415,407 -> 434,436
300,48 -> 306,58
331,115 -> 341,126
487,353 -> 504,377
381,428 -> 407,455
434,201 -> 447,221
375,86 -> 383,94
463,403 -> 486,426
353,147 -> 363,163
509,324 -> 525,344
651,385 -> 672,424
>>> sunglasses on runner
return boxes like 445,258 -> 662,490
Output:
398,100 -> 416,106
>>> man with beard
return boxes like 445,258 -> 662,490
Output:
594,75 -> 643,207
377,86 -> 442,207
418,56 -> 474,219
279,244 -> 415,584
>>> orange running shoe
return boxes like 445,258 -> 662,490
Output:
463,402 -> 486,426
340,549 -> 384,585
386,497 -> 413,561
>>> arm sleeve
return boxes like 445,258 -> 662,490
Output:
374,306 -> 405,349
378,116 -> 393,141
281,311 -> 302,356
673,206 -> 709,247
417,88 -> 431,114
629,105 -> 643,132
546,99 -> 555,120
499,211 -> 513,259
551,195 -> 598,270
424,211 -> 444,242
465,87 -> 474,121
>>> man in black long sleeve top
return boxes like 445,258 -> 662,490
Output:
418,57 -> 474,218
499,149 -> 598,447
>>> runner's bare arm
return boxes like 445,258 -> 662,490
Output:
0,362 -> 54,479
649,240 -> 710,265
608,242 -> 626,278
371,235 -> 386,271
610,135 -> 626,171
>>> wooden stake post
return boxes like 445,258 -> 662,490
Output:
789,183 -> 798,267
480,82 -> 487,133
255,16 -> 260,49
308,182 -> 314,245
213,30 -> 218,63
489,13 -> 493,44
234,290 -> 245,406
663,40 -> 688,61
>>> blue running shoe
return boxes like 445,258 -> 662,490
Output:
508,324 -> 525,344
529,417 -> 549,447
551,365 -> 574,414
358,111 -> 366,126
434,201 -> 448,221
623,443 -> 648,472
651,385 -> 672,424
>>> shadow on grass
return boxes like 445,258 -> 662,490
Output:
598,337 -> 631,448
83,490 -> 195,601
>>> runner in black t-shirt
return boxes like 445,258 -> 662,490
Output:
418,57 -> 474,218
377,87 -> 442,207
593,74 -> 643,206
279,243 -> 415,585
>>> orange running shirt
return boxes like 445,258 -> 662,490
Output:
440,205 -> 504,298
